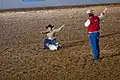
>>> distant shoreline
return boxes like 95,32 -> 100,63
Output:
0,3 -> 120,13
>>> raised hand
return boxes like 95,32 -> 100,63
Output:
103,7 -> 108,13
61,24 -> 65,28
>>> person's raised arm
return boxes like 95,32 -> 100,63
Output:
99,7 -> 108,19
53,25 -> 65,33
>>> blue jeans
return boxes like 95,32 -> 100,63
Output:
44,39 -> 57,49
89,32 -> 100,60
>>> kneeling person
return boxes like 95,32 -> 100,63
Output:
41,24 -> 65,51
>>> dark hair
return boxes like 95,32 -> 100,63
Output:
46,24 -> 54,29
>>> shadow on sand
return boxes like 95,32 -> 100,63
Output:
100,52 -> 120,60
62,31 -> 120,49
100,31 -> 120,38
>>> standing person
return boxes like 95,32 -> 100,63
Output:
41,24 -> 65,51
84,8 -> 107,60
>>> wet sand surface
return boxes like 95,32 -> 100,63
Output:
0,5 -> 120,80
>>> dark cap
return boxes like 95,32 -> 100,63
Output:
46,24 -> 54,28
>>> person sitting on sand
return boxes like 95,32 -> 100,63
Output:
41,24 -> 65,51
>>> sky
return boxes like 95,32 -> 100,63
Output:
1,0 -> 120,9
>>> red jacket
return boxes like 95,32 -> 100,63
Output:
88,16 -> 100,32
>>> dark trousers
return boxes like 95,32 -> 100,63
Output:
44,39 -> 57,49
89,32 -> 100,60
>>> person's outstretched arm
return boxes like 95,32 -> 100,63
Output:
99,7 -> 108,19
53,25 -> 65,33
40,30 -> 50,34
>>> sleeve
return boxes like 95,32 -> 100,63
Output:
98,12 -> 105,20
84,19 -> 90,27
